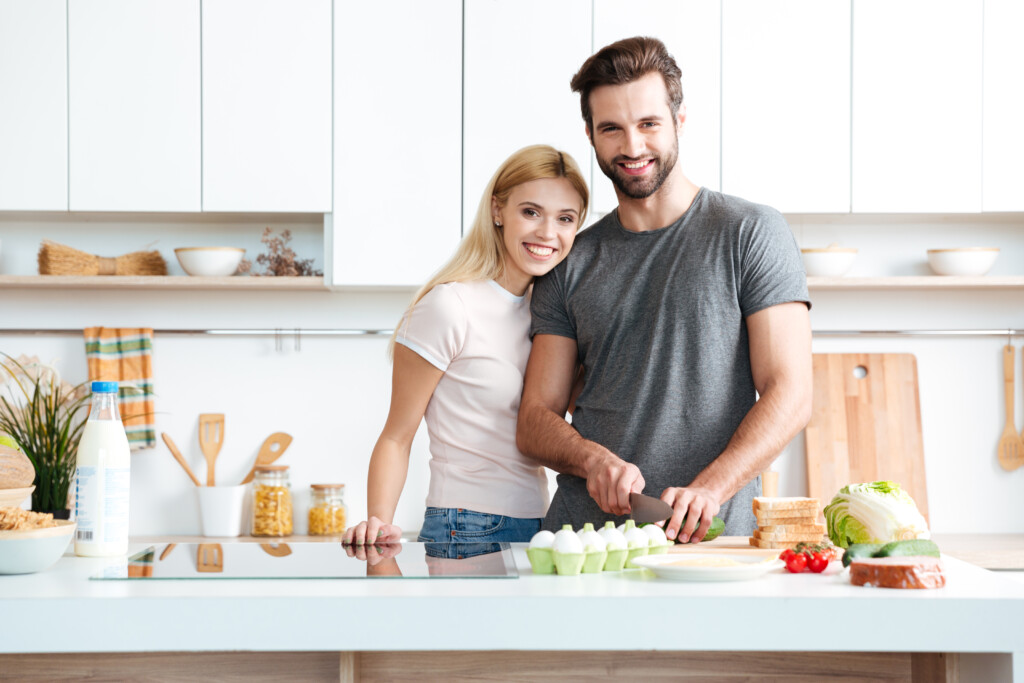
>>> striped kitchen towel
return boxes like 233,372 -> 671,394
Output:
83,327 -> 156,450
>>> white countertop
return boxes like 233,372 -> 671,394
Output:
3,542 -> 1024,656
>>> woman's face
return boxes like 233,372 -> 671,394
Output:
492,177 -> 582,294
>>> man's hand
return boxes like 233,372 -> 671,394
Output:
661,486 -> 721,543
586,452 -> 645,515
342,516 -> 403,546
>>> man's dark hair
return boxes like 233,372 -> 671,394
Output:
570,36 -> 684,134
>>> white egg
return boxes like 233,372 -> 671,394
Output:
641,524 -> 668,546
578,529 -> 607,552
623,523 -> 649,548
529,530 -> 555,549
552,526 -> 583,554
598,522 -> 628,550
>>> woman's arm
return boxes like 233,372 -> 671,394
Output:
343,344 -> 444,545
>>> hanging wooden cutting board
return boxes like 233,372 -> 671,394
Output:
804,353 -> 929,523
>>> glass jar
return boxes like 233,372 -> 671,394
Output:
251,465 -> 293,536
308,484 -> 346,536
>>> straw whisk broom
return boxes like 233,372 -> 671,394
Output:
38,239 -> 167,276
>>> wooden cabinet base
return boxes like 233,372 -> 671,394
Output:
0,651 -> 960,682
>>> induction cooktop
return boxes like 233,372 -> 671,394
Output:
90,541 -> 518,580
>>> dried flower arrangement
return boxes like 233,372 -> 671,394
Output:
237,228 -> 323,277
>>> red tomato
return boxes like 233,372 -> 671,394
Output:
779,548 -> 795,561
808,551 -> 829,573
784,552 -> 808,573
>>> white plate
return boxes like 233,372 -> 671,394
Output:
630,552 -> 785,582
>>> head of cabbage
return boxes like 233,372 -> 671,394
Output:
823,481 -> 930,548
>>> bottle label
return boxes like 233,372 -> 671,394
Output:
75,466 -> 130,544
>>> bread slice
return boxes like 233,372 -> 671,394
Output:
756,523 -> 826,536
755,510 -> 822,525
749,537 -> 803,550
753,529 -> 826,543
752,496 -> 820,513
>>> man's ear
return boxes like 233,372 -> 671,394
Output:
676,104 -> 687,134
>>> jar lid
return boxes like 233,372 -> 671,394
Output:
254,464 -> 290,472
310,483 -> 344,490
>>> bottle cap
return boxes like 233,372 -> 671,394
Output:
310,484 -> 344,490
91,381 -> 119,393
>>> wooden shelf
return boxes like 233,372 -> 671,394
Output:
0,275 -> 327,291
808,276 -> 1024,290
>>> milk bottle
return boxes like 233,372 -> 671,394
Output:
74,381 -> 131,557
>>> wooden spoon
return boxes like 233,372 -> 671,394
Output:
997,345 -> 1022,471
161,433 -> 201,486
198,413 -> 225,486
240,432 -> 293,485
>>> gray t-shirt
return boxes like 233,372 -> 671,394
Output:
530,187 -> 810,535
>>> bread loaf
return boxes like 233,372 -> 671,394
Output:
0,442 -> 34,489
849,556 -> 946,589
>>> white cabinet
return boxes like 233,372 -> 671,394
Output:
328,0 -> 462,287
68,0 -> 200,212
722,0 -> 850,213
463,0 -> 593,230
202,0 -> 331,212
982,0 -> 1024,212
0,0 -> 67,211
852,0 -> 982,213
593,0 -> 721,217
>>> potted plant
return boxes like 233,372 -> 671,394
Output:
0,354 -> 90,517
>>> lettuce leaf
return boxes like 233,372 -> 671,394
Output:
824,481 -> 930,548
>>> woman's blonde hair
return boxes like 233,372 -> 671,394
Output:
388,144 -> 589,359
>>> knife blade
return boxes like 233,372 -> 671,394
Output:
629,492 -> 674,524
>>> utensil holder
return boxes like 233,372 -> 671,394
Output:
195,485 -> 247,537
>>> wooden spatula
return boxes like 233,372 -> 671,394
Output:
198,413 -> 225,486
997,345 -> 1022,471
240,432 -> 293,484
196,543 -> 223,573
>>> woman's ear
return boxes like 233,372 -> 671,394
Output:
491,196 -> 502,227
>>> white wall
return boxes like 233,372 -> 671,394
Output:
4,212 -> 1024,535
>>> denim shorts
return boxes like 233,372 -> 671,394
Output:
417,507 -> 542,559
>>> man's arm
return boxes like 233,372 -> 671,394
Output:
517,334 -> 644,515
663,302 -> 813,543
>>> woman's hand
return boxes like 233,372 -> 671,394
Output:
342,516 -> 403,546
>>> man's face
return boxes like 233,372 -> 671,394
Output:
587,72 -> 683,200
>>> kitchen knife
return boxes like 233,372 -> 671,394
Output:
629,492 -> 673,524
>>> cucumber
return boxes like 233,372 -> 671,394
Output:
873,539 -> 940,559
656,515 -> 725,543
841,542 -> 883,568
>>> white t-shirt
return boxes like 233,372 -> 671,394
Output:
395,279 -> 548,518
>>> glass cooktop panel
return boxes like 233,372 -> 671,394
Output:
90,541 -> 518,580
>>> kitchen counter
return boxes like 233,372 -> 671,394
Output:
2,539 -> 1022,682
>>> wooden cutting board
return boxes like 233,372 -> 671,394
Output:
804,353 -> 929,522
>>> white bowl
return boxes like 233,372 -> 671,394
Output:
174,247 -> 245,276
0,519 -> 75,574
0,486 -> 34,508
801,247 -> 857,277
926,248 -> 999,276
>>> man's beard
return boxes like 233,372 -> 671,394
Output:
596,139 -> 679,200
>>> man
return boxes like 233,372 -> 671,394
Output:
517,36 -> 812,542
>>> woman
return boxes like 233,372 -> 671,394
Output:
343,145 -> 588,548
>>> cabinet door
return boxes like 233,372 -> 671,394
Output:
983,0 -> 1024,211
593,0 -> 721,218
68,0 -> 200,212
0,0 -> 67,211
463,0 -> 593,230
722,0 -> 850,213
852,0 -> 982,213
202,0 -> 331,212
329,0 -> 462,287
